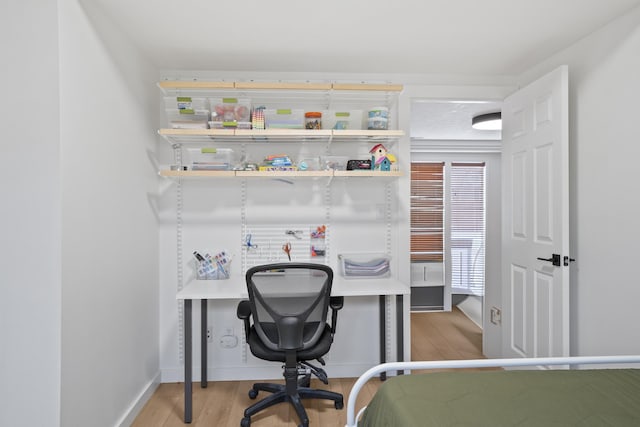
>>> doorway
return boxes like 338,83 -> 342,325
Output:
409,99 -> 502,356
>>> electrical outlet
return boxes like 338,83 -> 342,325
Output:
490,307 -> 501,325
220,327 -> 238,348
207,327 -> 213,343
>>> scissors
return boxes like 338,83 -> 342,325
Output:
282,242 -> 292,261
244,234 -> 258,250
285,230 -> 303,240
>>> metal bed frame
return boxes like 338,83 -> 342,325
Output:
345,355 -> 640,427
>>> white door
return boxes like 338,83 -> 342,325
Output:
501,66 -> 570,360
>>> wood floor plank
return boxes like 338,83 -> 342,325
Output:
133,308 -> 483,426
197,380 -> 242,426
129,383 -> 176,426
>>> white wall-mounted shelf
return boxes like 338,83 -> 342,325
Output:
158,80 -> 402,94
158,80 -> 403,113
333,170 -> 402,177
158,128 -> 404,145
159,170 -> 236,178
159,169 -> 402,178
235,170 -> 333,178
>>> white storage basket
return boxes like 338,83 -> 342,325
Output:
338,253 -> 391,279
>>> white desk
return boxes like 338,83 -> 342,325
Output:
176,277 -> 409,423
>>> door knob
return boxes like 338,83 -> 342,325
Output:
537,253 -> 561,266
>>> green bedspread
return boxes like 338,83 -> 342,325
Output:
359,369 -> 640,426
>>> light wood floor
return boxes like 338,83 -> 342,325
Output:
131,308 -> 484,427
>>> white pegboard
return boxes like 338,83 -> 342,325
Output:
243,224 -> 327,269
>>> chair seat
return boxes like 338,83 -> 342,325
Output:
247,323 -> 333,362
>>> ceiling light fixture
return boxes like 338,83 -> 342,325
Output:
472,112 -> 502,130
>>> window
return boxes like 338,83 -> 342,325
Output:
411,161 -> 486,296
450,163 -> 485,296
410,162 -> 444,262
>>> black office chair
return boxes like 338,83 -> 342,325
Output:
237,263 -> 344,427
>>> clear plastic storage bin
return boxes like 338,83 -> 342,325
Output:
323,110 -> 364,130
164,96 -> 208,111
209,97 -> 251,128
164,96 -> 210,129
165,109 -> 210,129
338,253 -> 391,279
264,108 -> 304,129
186,148 -> 234,170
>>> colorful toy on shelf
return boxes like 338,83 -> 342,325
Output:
369,143 -> 397,171
252,106 -> 265,130
259,154 -> 297,171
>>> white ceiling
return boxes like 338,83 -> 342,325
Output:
82,0 -> 640,76
411,100 -> 503,140
80,0 -> 639,140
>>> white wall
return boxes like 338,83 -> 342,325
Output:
519,6 -> 640,356
0,1 -> 62,426
58,1 -> 160,426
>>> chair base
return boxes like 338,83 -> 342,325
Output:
241,382 -> 344,427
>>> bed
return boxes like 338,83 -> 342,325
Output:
345,356 -> 640,427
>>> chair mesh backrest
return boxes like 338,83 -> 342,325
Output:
246,263 -> 333,351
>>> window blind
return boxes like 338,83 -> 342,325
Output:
450,162 -> 485,296
410,162 -> 444,262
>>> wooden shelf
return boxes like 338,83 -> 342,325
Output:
158,80 -> 402,93
234,82 -> 332,91
235,170 -> 333,178
160,169 -> 402,178
331,83 -> 403,92
157,79 -> 405,180
158,128 -> 235,138
234,129 -> 333,141
332,129 -> 404,137
334,170 -> 403,177
159,170 -> 236,178
158,81 -> 234,91
158,128 -> 404,144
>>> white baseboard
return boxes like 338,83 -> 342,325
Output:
456,295 -> 483,329
115,372 -> 161,427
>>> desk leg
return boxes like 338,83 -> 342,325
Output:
201,299 -> 207,388
379,296 -> 386,381
184,299 -> 192,423
396,295 -> 404,375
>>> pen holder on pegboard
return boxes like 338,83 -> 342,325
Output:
194,250 -> 231,280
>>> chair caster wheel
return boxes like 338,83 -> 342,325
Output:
248,389 -> 258,399
241,416 -> 251,427
335,399 -> 344,410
